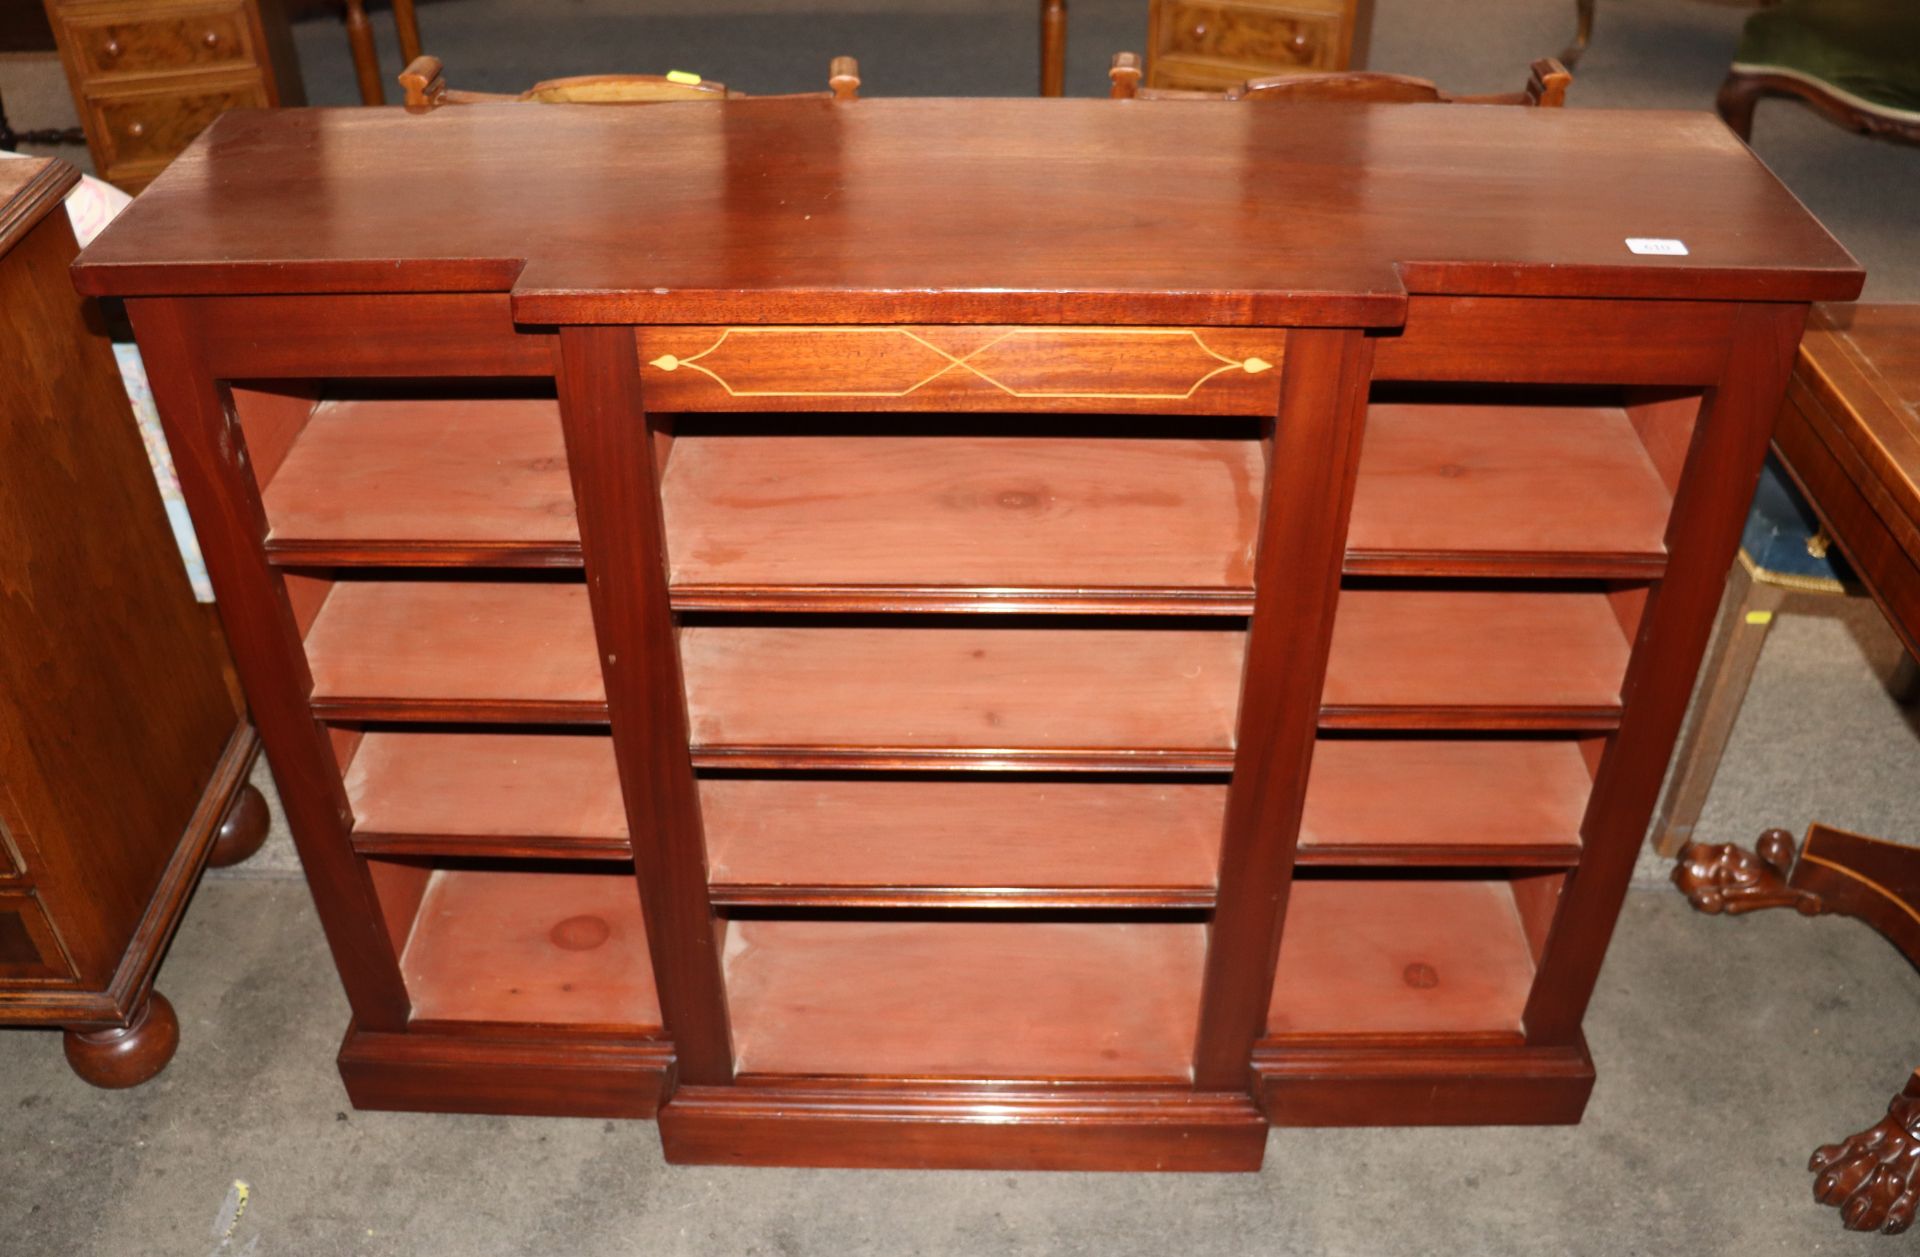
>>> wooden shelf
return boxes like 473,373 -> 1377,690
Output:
1298,740 -> 1590,866
262,395 -> 581,568
305,580 -> 606,723
347,731 -> 627,859
1346,401 -> 1672,578
258,396 -> 1669,587
1322,589 -> 1630,729
681,624 -> 1245,770
724,919 -> 1204,1080
703,778 -> 1225,908
1267,879 -> 1535,1039
400,867 -> 661,1032
662,433 -> 1262,614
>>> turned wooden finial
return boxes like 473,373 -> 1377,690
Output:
829,56 -> 861,102
399,54 -> 446,112
1527,57 -> 1573,108
1110,52 -> 1142,100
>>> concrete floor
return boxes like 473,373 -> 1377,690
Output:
1,883 -> 1914,1256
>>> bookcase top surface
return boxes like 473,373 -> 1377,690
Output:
72,99 -> 1862,322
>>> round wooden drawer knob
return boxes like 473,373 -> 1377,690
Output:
102,38 -> 123,58
203,30 -> 222,48
1190,21 -> 1208,38
127,120 -> 146,138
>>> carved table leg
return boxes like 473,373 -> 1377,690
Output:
207,783 -> 270,869
1811,1070 -> 1920,1234
62,991 -> 180,1088
1673,828 -> 1825,916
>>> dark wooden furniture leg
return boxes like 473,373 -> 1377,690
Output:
1651,563 -> 1785,857
344,0 -> 385,105
1040,0 -> 1066,96
1679,824 -> 1920,1232
63,990 -> 180,1088
1561,0 -> 1594,68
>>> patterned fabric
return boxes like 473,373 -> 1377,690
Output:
1743,455 -> 1851,593
0,152 -> 213,600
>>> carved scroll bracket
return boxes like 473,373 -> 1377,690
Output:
1673,828 -> 1825,916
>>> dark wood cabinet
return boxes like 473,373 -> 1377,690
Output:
0,157 -> 267,1087
72,99 -> 1861,1166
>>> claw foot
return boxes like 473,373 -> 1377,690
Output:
1673,828 -> 1823,915
1811,1077 -> 1920,1234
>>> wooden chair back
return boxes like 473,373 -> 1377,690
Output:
401,55 -> 862,112
345,0 -> 422,106
1108,52 -> 1571,107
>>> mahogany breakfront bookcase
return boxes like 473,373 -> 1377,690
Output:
72,99 -> 1860,1171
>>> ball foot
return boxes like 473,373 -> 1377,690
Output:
207,783 -> 269,869
63,991 -> 180,1088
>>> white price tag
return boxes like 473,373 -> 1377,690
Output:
1625,237 -> 1689,256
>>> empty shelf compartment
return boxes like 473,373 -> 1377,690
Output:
346,731 -> 627,858
303,579 -> 604,721
725,918 -> 1205,1080
662,428 -> 1261,606
703,777 -> 1226,906
384,864 -> 660,1032
1347,399 -> 1673,573
1267,878 -> 1540,1038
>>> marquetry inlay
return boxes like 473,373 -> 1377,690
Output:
638,326 -> 1286,415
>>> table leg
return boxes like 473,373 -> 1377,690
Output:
1652,564 -> 1785,857
1679,824 -> 1920,1231
1040,0 -> 1067,96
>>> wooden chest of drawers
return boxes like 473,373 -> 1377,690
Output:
44,0 -> 302,192
1148,0 -> 1376,90
0,157 -> 268,1087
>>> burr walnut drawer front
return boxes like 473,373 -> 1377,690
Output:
638,325 -> 1286,415
89,81 -> 267,169
63,5 -> 255,80
0,893 -> 73,982
1153,1 -> 1343,74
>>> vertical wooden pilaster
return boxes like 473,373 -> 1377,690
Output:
1193,327 -> 1374,1091
555,325 -> 734,1085
1524,302 -> 1810,1041
126,297 -> 411,1028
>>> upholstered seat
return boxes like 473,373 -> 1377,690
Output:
1742,455 -> 1851,593
1718,0 -> 1920,143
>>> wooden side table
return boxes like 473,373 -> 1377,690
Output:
0,157 -> 268,1087
1676,304 -> 1920,1234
